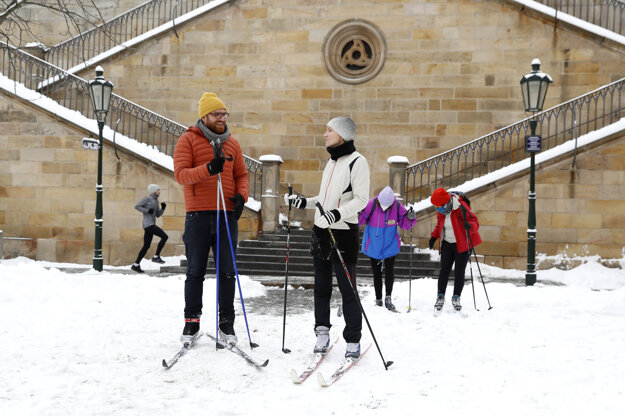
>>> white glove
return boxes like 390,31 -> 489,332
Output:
314,209 -> 341,229
284,193 -> 306,209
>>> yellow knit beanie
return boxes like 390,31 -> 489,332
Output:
198,92 -> 227,119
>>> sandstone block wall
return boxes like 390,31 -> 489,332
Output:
413,132 -> 625,268
0,98 -> 258,266
82,0 -> 625,200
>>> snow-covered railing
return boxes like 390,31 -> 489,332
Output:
532,0 -> 625,36
46,0 -> 231,70
0,42 -> 263,201
404,77 -> 625,204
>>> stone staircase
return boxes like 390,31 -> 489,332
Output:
160,228 -> 440,281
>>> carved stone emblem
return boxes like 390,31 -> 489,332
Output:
323,19 -> 386,85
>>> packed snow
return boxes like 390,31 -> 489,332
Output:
1,255 -> 624,415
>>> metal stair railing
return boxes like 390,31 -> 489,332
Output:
46,0 -> 230,70
532,0 -> 625,36
404,77 -> 625,204
1,42 -> 263,201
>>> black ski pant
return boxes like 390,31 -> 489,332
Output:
370,256 -> 396,300
135,224 -> 168,264
313,257 -> 362,344
437,240 -> 470,297
182,211 -> 237,324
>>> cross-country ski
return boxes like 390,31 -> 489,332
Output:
162,332 -> 203,369
291,337 -> 339,384
205,333 -> 269,368
317,343 -> 372,387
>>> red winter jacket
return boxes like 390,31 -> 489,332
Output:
173,126 -> 249,212
431,197 -> 481,253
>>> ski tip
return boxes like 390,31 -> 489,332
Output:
162,359 -> 170,369
317,372 -> 328,387
259,359 -> 269,368
290,369 -> 302,384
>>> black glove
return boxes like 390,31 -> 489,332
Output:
464,222 -> 471,231
161,202 -> 166,210
406,206 -> 416,220
148,208 -> 154,214
229,193 -> 245,220
206,156 -> 225,176
314,209 -> 340,229
428,236 -> 437,250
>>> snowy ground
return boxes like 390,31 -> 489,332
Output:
1,256 -> 624,416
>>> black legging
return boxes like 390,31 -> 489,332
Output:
313,258 -> 362,344
437,240 -> 470,297
135,224 -> 168,264
370,256 -> 396,299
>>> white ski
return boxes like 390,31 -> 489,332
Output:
162,332 -> 203,369
317,343 -> 372,387
291,337 -> 339,384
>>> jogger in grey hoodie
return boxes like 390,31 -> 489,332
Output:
131,184 -> 168,273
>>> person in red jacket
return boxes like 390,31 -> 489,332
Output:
428,188 -> 481,313
173,92 -> 249,345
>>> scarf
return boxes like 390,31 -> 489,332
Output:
196,119 -> 230,145
327,140 -> 356,160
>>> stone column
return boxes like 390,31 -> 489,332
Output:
259,155 -> 284,233
388,156 -> 409,202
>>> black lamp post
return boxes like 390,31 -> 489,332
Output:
88,66 -> 113,272
520,58 -> 552,286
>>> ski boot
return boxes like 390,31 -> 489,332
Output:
313,326 -> 330,354
452,295 -> 462,312
375,299 -> 383,307
434,294 -> 445,312
384,295 -> 397,311
219,321 -> 238,346
180,318 -> 200,345
345,342 -> 361,359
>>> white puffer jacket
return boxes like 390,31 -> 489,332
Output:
306,151 -> 370,229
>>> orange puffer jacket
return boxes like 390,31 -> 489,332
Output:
173,125 -> 249,212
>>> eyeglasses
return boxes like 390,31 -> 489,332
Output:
209,112 -> 229,119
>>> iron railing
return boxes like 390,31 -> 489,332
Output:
46,0 -> 229,70
533,0 -> 625,36
0,42 -> 263,201
404,77 -> 625,204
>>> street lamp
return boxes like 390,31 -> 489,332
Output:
520,58 -> 552,286
88,66 -> 113,272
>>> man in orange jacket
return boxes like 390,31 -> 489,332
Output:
173,92 -> 249,345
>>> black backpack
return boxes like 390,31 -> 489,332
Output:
449,190 -> 470,207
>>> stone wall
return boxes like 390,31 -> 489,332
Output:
0,97 -> 259,265
3,0 -> 625,266
410,131 -> 625,268
78,0 -> 625,199
6,0 -> 147,47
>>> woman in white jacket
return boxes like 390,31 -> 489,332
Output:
286,116 -> 370,359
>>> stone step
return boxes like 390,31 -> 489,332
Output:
233,244 -> 432,260
162,230 -> 441,279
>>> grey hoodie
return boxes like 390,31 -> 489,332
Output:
135,194 -> 165,229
